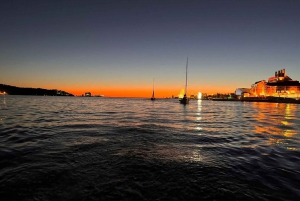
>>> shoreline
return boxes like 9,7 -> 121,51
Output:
212,97 -> 300,104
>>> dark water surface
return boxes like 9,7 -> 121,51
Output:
0,96 -> 299,201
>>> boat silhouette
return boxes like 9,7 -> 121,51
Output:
151,78 -> 155,101
180,57 -> 189,104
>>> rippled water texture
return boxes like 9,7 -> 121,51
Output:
0,96 -> 299,200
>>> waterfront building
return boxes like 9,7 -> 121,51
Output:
249,69 -> 300,98
250,80 -> 267,97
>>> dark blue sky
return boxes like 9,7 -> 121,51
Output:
1,0 -> 300,96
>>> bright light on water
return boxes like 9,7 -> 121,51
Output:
0,96 -> 299,200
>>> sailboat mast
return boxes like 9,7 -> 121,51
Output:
179,57 -> 189,104
152,78 -> 154,97
185,57 -> 188,96
153,78 -> 154,91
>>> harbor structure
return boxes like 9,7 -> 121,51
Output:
235,88 -> 250,99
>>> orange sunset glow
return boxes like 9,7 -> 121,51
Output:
66,86 -> 235,98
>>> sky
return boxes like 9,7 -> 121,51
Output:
1,0 -> 300,97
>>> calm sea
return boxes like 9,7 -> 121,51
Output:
0,95 -> 299,201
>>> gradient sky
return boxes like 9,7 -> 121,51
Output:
1,0 -> 300,97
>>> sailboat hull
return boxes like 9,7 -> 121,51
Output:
179,97 -> 189,104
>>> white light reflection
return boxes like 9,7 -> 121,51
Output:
195,100 -> 203,131
190,149 -> 203,162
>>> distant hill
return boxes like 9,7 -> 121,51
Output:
0,84 -> 74,96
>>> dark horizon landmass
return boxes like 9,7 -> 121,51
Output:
0,84 -> 74,96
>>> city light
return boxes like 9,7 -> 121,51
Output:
197,92 -> 202,100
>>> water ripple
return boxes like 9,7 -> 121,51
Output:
0,97 -> 299,200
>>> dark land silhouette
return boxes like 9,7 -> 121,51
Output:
0,84 -> 74,96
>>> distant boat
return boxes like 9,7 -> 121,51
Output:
179,57 -> 189,104
151,78 -> 155,101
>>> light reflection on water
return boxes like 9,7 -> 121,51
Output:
251,102 -> 299,151
0,96 -> 299,200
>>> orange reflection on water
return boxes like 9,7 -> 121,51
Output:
195,100 -> 203,132
252,103 -> 298,150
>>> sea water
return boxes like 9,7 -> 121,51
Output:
0,95 -> 299,200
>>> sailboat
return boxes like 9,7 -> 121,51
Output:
151,79 -> 155,101
179,57 -> 189,104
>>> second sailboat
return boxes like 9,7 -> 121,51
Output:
151,78 -> 155,101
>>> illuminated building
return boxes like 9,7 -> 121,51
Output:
250,80 -> 267,97
249,69 -> 300,98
